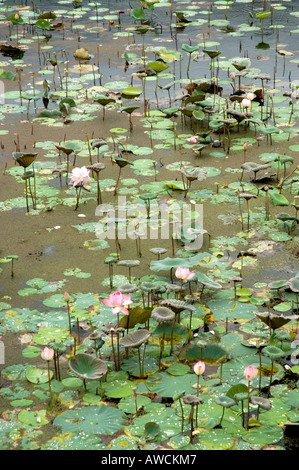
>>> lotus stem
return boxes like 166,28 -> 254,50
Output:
66,299 -> 71,335
110,332 -> 118,371
267,360 -> 274,398
77,318 -> 80,343
170,317 -> 176,355
24,167 -> 30,213
189,405 -> 195,443
247,380 -> 251,429
179,397 -> 184,432
219,406 -> 225,427
114,166 -> 121,195
47,361 -> 52,397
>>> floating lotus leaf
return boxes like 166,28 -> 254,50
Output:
144,422 -> 161,441
119,329 -> 151,348
42,431 -> 107,450
179,342 -> 231,363
68,353 -> 107,380
26,367 -> 53,384
53,405 -> 125,435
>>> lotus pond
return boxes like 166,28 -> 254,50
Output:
0,0 -> 298,452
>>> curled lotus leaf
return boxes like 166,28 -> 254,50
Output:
215,395 -> 236,408
12,151 -> 38,168
262,345 -> 285,361
118,283 -> 139,294
287,276 -> 299,293
68,353 -> 107,380
117,260 -> 141,268
151,306 -> 175,323
255,312 -> 298,330
250,396 -> 272,410
119,329 -> 151,348
183,394 -> 203,406
159,299 -> 196,313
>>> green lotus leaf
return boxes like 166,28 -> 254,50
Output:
42,431 -> 107,450
26,367 -> 53,384
144,421 -> 161,441
17,409 -> 49,426
269,192 -> 289,206
181,44 -> 200,54
147,61 -> 170,74
53,405 -> 125,435
121,87 -> 142,99
68,354 -> 108,381
146,371 -> 202,398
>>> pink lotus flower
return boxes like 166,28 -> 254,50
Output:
102,291 -> 133,316
41,346 -> 54,361
244,365 -> 258,382
70,166 -> 90,187
194,361 -> 205,376
175,266 -> 196,283
247,92 -> 255,101
241,98 -> 251,108
187,135 -> 198,144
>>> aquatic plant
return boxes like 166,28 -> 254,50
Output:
193,360 -> 205,397
102,291 -> 133,327
41,347 -> 54,397
0,255 -> 18,278
262,346 -> 285,397
12,151 -> 38,212
70,166 -> 91,210
175,266 -> 196,299
119,329 -> 151,378
68,353 -> 107,397
244,365 -> 258,429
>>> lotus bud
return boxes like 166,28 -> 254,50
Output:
244,365 -> 258,381
194,361 -> 205,376
41,346 -> 54,361
64,291 -> 70,303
